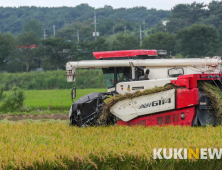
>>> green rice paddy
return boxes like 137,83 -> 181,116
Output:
6,88 -> 107,111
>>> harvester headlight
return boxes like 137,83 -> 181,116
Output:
181,112 -> 185,120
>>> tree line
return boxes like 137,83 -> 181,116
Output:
0,5 -> 170,35
1,1 -> 222,73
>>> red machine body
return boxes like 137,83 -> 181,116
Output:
117,73 -> 222,127
117,107 -> 196,127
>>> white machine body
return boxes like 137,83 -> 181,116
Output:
110,89 -> 175,121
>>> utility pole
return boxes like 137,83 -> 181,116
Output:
124,26 -> 126,34
53,25 -> 55,36
75,29 -> 79,42
77,30 -> 79,42
43,29 -> 46,39
94,11 -> 97,41
139,26 -> 144,46
72,29 -> 80,42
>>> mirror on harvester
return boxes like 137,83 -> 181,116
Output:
71,88 -> 76,102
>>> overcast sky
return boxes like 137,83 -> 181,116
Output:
0,0 -> 214,10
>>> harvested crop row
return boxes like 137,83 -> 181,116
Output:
198,81 -> 222,122
0,123 -> 222,169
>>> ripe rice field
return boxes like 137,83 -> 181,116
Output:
1,87 -> 222,169
0,123 -> 222,169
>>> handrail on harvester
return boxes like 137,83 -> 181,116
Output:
66,58 -> 222,70
65,57 -> 222,82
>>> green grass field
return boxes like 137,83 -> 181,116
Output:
23,88 -> 107,110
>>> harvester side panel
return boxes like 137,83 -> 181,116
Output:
117,107 -> 196,127
176,88 -> 199,109
110,89 -> 175,122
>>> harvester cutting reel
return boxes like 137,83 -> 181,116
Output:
69,90 -> 118,127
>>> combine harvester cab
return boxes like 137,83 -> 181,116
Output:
66,50 -> 222,127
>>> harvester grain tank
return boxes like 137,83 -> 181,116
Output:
66,50 -> 222,127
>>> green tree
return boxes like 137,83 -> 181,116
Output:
41,37 -> 72,70
112,18 -> 135,34
71,37 -> 109,61
207,1 -> 222,28
0,6 -> 170,35
217,24 -> 222,55
111,33 -> 139,50
23,19 -> 43,38
167,2 -> 207,33
15,31 -> 39,72
142,32 -> 176,56
0,32 -> 14,71
98,18 -> 115,35
6,54 -> 27,73
56,22 -> 82,40
79,22 -> 94,41
176,24 -> 218,57
57,21 -> 94,41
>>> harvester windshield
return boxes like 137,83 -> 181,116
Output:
102,67 -> 131,88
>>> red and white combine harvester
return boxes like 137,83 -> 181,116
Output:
66,50 -> 222,127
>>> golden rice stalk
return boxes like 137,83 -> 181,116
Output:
197,81 -> 222,123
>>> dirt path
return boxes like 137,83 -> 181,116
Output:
0,114 -> 69,121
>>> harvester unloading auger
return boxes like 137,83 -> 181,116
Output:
66,50 -> 222,127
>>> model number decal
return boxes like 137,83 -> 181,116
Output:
139,98 -> 171,109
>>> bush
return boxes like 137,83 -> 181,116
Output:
0,86 -> 25,112
0,86 -> 5,101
